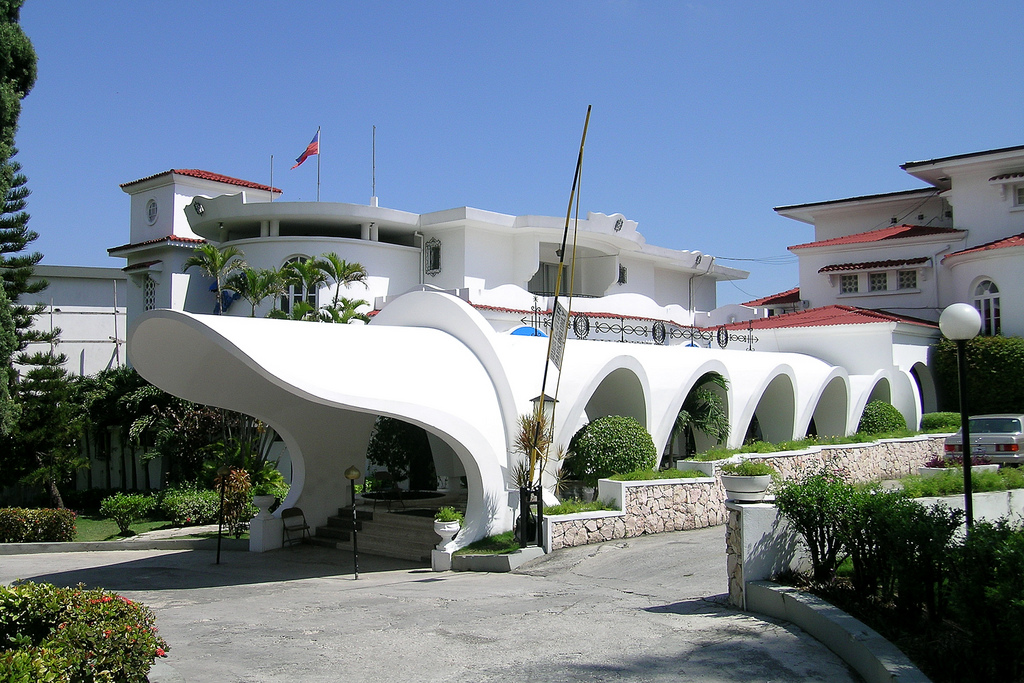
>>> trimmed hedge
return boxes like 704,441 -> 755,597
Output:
0,508 -> 76,543
920,411 -> 961,432
857,400 -> 907,434
932,336 -> 1024,414
98,494 -> 155,535
0,581 -> 168,682
564,415 -> 657,487
158,486 -> 220,527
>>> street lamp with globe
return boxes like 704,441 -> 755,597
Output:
938,303 -> 982,529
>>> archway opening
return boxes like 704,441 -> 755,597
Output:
746,374 -> 796,444
662,372 -> 729,467
810,376 -> 848,438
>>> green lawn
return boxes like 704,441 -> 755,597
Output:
74,514 -> 174,542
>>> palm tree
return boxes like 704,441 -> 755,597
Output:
228,267 -> 285,317
315,252 -> 368,309
670,373 -> 729,464
183,244 -> 246,314
325,297 -> 371,324
281,258 -> 328,313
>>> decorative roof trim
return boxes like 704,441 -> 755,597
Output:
943,232 -> 1024,262
901,144 -> 1024,170
123,260 -> 163,272
789,224 -> 964,251
108,235 -> 206,255
817,257 -> 929,273
120,169 -> 282,194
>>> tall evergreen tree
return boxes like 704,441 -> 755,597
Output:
0,282 -> 17,434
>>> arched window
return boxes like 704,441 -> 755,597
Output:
973,280 -> 1001,336
281,256 -> 316,314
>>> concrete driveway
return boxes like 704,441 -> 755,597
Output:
0,527 -> 859,682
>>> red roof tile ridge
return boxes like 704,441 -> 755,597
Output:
743,287 -> 800,306
121,169 -> 282,194
943,231 -> 1024,261
108,234 -> 206,253
719,304 -> 936,330
789,224 -> 964,251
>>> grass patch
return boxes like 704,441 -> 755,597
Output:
74,514 -> 173,541
609,467 -> 707,481
544,499 -> 617,515
697,431 -> 920,461
898,466 -> 1024,498
454,530 -> 519,556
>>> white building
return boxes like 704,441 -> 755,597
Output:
22,265 -> 126,376
116,167 -> 943,553
773,144 -> 1024,337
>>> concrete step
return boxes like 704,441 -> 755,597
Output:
312,507 -> 441,563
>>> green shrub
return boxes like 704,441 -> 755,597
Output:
158,486 -> 221,526
0,508 -> 77,543
774,470 -> 853,582
721,460 -> 776,476
99,494 -> 155,535
920,411 -> 961,432
564,415 -> 657,487
434,506 -> 463,524
933,336 -> 1024,414
609,468 -> 707,481
857,400 -> 907,434
0,581 -> 169,682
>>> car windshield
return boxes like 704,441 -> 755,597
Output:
968,418 -> 1022,434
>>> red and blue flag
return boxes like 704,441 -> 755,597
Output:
291,130 -> 320,169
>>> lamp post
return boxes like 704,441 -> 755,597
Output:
939,303 -> 982,529
523,394 -> 558,547
215,465 -> 232,565
344,465 -> 361,579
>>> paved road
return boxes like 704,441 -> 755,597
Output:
0,528 -> 859,682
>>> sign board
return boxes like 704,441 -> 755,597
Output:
549,301 -> 570,370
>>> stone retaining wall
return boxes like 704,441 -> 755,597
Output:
544,435 -> 947,552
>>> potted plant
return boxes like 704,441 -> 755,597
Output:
720,460 -> 776,502
433,506 -> 464,550
252,481 -> 279,519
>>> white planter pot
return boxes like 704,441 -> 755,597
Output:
434,520 -> 461,550
721,474 -> 772,503
253,494 -> 277,519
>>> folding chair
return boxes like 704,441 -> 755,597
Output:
281,507 -> 311,546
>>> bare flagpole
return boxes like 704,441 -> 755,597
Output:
270,154 -> 274,202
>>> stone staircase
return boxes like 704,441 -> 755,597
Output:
312,506 -> 439,563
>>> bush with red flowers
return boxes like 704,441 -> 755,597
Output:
0,581 -> 169,682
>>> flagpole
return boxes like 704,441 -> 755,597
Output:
316,125 -> 321,202
270,155 -> 274,202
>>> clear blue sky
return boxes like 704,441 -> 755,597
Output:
15,1 -> 1024,305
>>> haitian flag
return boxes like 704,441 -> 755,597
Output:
291,129 -> 320,169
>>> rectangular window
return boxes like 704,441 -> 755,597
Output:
840,274 -> 859,294
1016,186 -> 1024,206
898,270 -> 917,290
869,272 -> 887,292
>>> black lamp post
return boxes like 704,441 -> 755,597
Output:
939,303 -> 982,529
344,465 -> 361,579
215,465 -> 232,565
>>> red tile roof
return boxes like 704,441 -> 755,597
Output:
719,305 -> 937,331
120,169 -> 282,194
817,257 -> 929,273
743,287 -> 800,307
943,232 -> 1024,261
789,224 -> 964,250
108,234 -> 206,255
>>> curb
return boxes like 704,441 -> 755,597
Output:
0,537 -> 249,555
452,546 -> 546,572
746,581 -> 930,683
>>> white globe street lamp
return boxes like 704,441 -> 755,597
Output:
939,303 -> 982,528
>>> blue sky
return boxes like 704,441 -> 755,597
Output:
15,1 -> 1024,305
